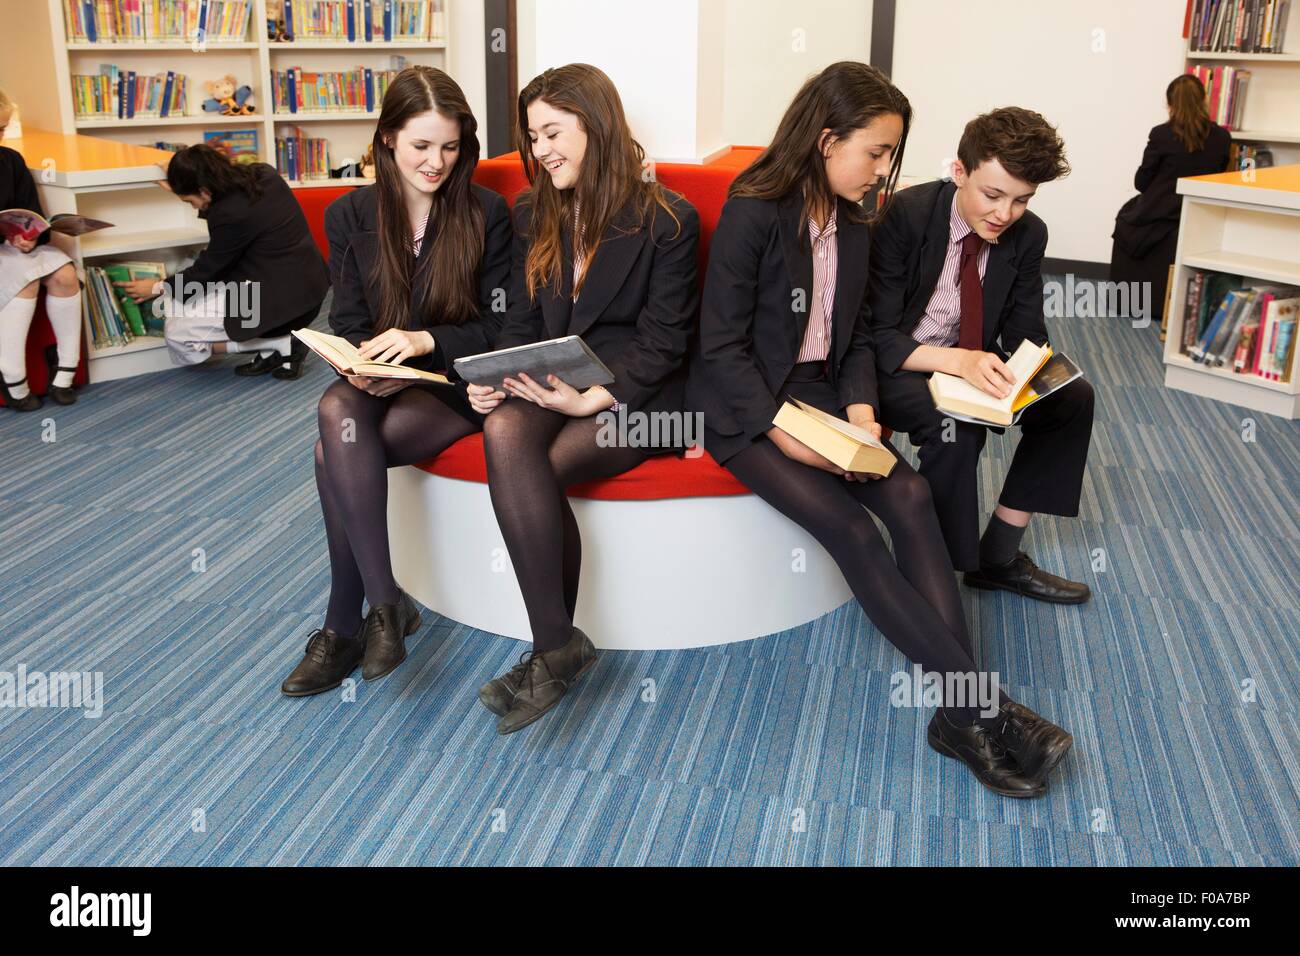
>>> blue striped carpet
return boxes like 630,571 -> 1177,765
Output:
1,284 -> 1296,866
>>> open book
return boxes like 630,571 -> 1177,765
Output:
928,339 -> 1082,427
773,398 -> 896,477
0,210 -> 113,242
292,328 -> 450,384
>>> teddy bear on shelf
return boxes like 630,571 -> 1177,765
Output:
265,0 -> 289,42
201,76 -> 255,116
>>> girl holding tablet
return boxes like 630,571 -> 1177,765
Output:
467,64 -> 699,735
281,67 -> 511,695
687,62 -> 1072,797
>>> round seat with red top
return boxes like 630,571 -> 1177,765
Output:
306,149 -> 856,650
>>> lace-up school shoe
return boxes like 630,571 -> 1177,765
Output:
280,626 -> 365,696
926,708 -> 1046,799
361,589 -> 421,680
964,550 -> 1091,605
496,628 -> 598,735
479,652 -> 533,717
995,700 -> 1073,787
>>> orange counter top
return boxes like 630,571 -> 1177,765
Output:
3,128 -> 171,188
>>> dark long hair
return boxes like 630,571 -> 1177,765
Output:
166,143 -> 263,203
370,66 -> 484,333
515,63 -> 681,300
729,61 -> 911,228
1168,74 -> 1212,152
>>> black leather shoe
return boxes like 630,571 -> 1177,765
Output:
964,551 -> 1091,604
1,377 -> 41,412
281,626 -> 365,696
44,348 -> 78,404
361,589 -> 420,680
926,709 -> 1046,799
496,628 -> 598,735
272,338 -> 308,380
234,350 -> 282,376
996,700 -> 1073,786
479,652 -> 533,717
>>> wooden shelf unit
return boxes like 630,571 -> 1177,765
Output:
1163,165 -> 1300,418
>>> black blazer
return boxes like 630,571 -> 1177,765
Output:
494,190 -> 700,417
868,179 -> 1048,375
0,146 -> 54,248
325,181 -> 512,373
163,163 -> 330,340
1113,122 -> 1231,257
686,192 -> 878,464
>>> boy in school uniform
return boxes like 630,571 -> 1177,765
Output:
867,107 -> 1094,604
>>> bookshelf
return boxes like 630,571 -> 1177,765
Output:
1186,0 -> 1300,167
45,0 -> 452,185
1163,165 -> 1300,418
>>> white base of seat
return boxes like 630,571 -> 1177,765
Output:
387,466 -> 852,651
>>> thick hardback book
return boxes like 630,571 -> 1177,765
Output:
773,399 -> 896,477
293,328 -> 451,383
928,340 -> 1082,427
452,335 -> 615,390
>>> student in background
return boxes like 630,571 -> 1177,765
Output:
280,67 -> 511,696
0,90 -> 83,410
869,108 -> 1094,607
114,144 -> 328,378
468,64 -> 699,736
689,63 -> 1070,798
1111,74 -> 1231,315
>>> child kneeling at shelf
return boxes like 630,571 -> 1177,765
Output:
0,90 -> 83,411
114,144 -> 329,379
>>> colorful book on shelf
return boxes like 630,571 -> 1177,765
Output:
1187,0 -> 1292,53
203,128 -> 260,164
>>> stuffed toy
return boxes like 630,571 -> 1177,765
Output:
202,75 -> 255,116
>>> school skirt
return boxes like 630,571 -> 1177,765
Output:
0,242 -> 74,310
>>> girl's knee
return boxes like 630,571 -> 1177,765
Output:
17,278 -> 39,299
44,264 -> 79,295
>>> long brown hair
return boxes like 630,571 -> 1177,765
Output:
729,62 -> 911,229
370,66 -> 484,333
1167,74 -> 1212,152
166,143 -> 264,203
515,64 -> 680,300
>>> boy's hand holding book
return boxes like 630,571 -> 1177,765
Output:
955,349 -> 1017,399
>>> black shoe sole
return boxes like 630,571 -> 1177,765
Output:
361,608 -> 421,681
495,654 -> 597,735
926,727 -> 1047,799
963,574 -> 1091,605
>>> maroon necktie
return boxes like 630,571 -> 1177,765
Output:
958,230 -> 985,351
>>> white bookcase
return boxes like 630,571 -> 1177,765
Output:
1186,1 -> 1300,166
1163,165 -> 1300,419
45,0 -> 452,184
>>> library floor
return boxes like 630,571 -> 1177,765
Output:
1,285 -> 1296,866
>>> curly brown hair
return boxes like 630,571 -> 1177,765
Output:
957,107 -> 1070,185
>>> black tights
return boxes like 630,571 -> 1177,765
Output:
482,399 -> 647,652
725,438 -> 1010,726
315,379 -> 478,636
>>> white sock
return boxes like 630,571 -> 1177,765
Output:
0,295 -> 38,399
228,335 -> 290,356
44,291 -> 83,388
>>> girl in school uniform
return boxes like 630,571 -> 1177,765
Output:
467,64 -> 699,735
0,90 -> 83,410
114,144 -> 329,378
280,66 -> 511,695
686,62 -> 1072,798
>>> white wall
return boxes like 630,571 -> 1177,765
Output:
448,0 -> 487,140
722,0 -> 873,146
891,0 -> 1188,263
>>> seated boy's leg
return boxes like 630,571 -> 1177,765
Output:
878,370 -> 988,571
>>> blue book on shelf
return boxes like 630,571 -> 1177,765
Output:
284,0 -> 295,40
1192,291 -> 1237,362
286,68 -> 298,114
363,0 -> 373,41
364,68 -> 374,112
197,0 -> 209,41
126,71 -> 137,119
383,0 -> 393,41
346,0 -> 356,41
160,71 -> 174,117
82,0 -> 97,42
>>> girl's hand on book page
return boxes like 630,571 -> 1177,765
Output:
358,328 -> 434,364
10,235 -> 37,254
467,382 -> 506,415
957,349 -> 1015,399
767,426 -> 848,477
